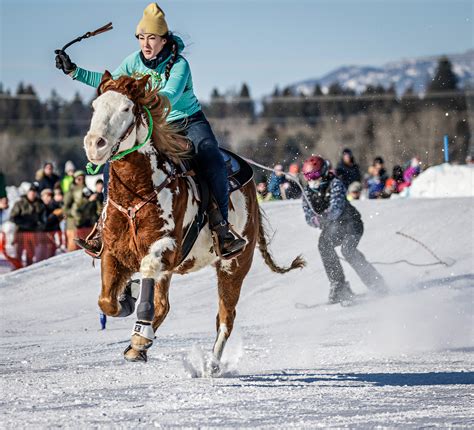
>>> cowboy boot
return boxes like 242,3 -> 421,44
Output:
74,218 -> 103,258
208,205 -> 246,259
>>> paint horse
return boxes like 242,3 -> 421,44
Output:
84,71 -> 304,365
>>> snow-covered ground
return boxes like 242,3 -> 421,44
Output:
1,198 -> 473,428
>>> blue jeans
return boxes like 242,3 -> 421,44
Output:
172,110 -> 229,221
103,110 -> 228,221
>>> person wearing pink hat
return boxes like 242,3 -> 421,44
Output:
301,155 -> 387,304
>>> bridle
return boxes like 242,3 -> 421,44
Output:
86,104 -> 154,175
108,116 -> 140,160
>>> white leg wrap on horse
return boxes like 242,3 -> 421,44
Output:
132,321 -> 155,341
213,324 -> 228,361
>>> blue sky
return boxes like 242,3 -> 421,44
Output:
1,0 -> 472,102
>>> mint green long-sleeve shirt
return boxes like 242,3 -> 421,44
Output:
72,36 -> 201,123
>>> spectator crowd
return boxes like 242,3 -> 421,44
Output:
1,161 -> 104,268
256,148 -> 423,203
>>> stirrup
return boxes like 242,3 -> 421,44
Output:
74,223 -> 104,259
212,224 -> 246,260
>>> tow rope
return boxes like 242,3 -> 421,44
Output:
242,156 -> 455,268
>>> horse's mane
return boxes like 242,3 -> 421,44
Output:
98,74 -> 191,162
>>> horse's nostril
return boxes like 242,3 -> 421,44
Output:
97,137 -> 107,148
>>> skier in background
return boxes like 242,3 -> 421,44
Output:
301,155 -> 388,304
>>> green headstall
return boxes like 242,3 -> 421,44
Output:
86,105 -> 154,175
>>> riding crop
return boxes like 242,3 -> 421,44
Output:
60,22 -> 113,52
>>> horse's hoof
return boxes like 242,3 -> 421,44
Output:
124,345 -> 147,362
131,333 -> 153,351
208,357 -> 222,377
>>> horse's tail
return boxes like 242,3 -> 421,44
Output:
257,206 -> 306,274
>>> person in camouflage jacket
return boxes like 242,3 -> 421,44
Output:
63,171 -> 97,251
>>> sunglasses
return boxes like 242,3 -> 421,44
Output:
303,170 -> 323,181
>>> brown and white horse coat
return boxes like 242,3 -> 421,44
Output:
84,72 -> 304,364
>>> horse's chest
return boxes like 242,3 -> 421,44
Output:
104,203 -> 172,252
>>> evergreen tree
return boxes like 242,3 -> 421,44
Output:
325,82 -> 345,116
281,86 -> 301,117
427,56 -> 462,110
262,86 -> 282,119
45,89 -> 63,136
400,86 -> 419,118
235,83 -> 254,118
207,88 -> 227,118
11,82 -> 42,132
304,84 -> 323,119
427,56 -> 458,92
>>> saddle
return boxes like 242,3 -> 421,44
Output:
178,148 -> 254,263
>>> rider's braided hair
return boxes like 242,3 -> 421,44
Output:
163,32 -> 179,81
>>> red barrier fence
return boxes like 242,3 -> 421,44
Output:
0,227 -> 92,271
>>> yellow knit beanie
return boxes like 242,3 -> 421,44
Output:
135,3 -> 169,36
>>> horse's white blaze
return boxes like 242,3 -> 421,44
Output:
84,92 -> 136,164
140,144 -> 175,232
140,237 -> 176,278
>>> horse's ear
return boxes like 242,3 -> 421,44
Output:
98,70 -> 113,94
136,75 -> 150,91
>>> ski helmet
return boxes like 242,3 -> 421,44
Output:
302,156 -> 329,180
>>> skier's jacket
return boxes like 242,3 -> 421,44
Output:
10,196 -> 47,232
71,35 -> 200,123
302,174 -> 361,229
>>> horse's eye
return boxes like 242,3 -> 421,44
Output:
123,107 -> 130,113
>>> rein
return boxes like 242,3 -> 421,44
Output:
86,106 -> 153,175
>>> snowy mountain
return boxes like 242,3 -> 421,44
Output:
1,195 -> 473,427
291,49 -> 474,96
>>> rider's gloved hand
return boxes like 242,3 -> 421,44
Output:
55,49 -> 77,75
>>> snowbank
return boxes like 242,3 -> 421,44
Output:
408,163 -> 474,198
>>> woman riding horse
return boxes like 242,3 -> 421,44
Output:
55,2 -> 245,258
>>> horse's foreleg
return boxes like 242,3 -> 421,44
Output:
125,238 -> 176,362
99,251 -> 133,317
125,274 -> 172,362
130,277 -> 156,350
152,274 -> 171,331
